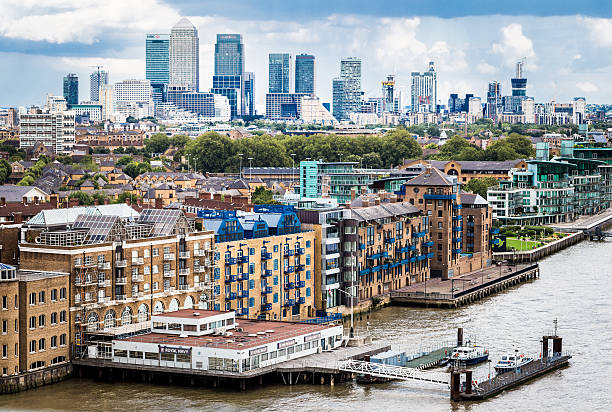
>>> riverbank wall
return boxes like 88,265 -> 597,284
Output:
0,362 -> 72,394
493,231 -> 583,263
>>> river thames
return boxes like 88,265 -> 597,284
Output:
3,240 -> 610,411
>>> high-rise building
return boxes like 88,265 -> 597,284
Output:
63,74 -> 78,106
265,93 -> 308,120
113,79 -> 153,118
100,84 -> 114,121
487,81 -> 502,119
169,18 -> 199,92
146,33 -> 170,102
410,62 -> 437,113
19,111 -> 75,153
332,57 -> 362,121
268,53 -> 292,93
243,72 -> 255,117
89,70 -> 108,102
511,59 -> 527,97
295,54 -> 315,95
214,34 -> 244,76
211,75 -> 242,118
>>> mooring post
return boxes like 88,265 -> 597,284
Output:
457,327 -> 463,347
465,370 -> 473,395
330,374 -> 334,387
450,371 -> 461,401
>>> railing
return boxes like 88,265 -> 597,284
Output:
262,286 -> 273,294
295,248 -> 305,255
283,299 -> 295,307
385,237 -> 395,244
115,277 -> 127,285
115,260 -> 127,268
194,266 -> 206,273
295,264 -> 305,272
238,273 -> 249,281
163,270 -> 175,278
131,275 -> 143,282
115,294 -> 127,301
261,303 -> 272,311
225,257 -> 237,265
238,290 -> 249,298
98,280 -> 110,287
284,282 -> 295,290
97,262 -> 111,270
262,269 -> 273,277
284,266 -> 295,274
164,253 -> 175,261
179,251 -> 190,259
423,241 -> 434,247
193,250 -> 206,257
178,285 -> 189,291
284,249 -> 295,257
179,268 -> 190,276
261,252 -> 272,260
337,359 -> 449,384
296,280 -> 306,288
131,257 -> 144,265
225,275 -> 237,283
297,297 -> 306,304
412,231 -> 427,238
423,194 -> 456,200
300,313 -> 342,324
226,292 -> 237,301
237,256 -> 249,264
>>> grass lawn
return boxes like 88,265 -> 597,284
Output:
505,237 -> 545,251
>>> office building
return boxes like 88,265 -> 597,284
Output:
169,18 -> 199,91
511,59 -> 527,97
265,93 -> 308,120
295,54 -> 315,95
99,84 -> 114,121
214,34 -> 244,76
170,92 -> 231,121
211,75 -> 242,118
113,79 -> 153,118
243,72 -> 255,117
89,70 -> 108,103
300,96 -> 336,125
410,62 -> 437,113
44,95 -> 67,113
487,81 -> 501,119
63,74 -> 78,106
69,103 -> 103,122
299,161 -> 372,204
146,33 -> 170,102
19,111 -> 75,154
268,53 -> 293,93
332,58 -> 362,121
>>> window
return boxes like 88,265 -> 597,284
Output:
144,249 -> 150,258
60,288 -> 66,300
1,296 -> 5,310
60,311 -> 66,323
438,222 -> 443,229
29,293 -> 36,305
51,336 -> 57,348
60,334 -> 66,346
50,289 -> 57,301
274,259 -> 278,271
306,240 -> 311,248
1,320 -> 6,334
38,315 -> 45,327
249,248 -> 255,256
152,248 -> 159,257
51,312 -> 57,325
39,338 -> 45,351
38,291 -> 45,304
152,265 -> 159,274
273,293 -> 278,303
306,270 -> 311,280
29,340 -> 36,353
2,344 -> 6,358
273,245 -> 279,252
29,316 -> 36,329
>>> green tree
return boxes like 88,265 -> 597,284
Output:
68,191 -> 94,205
0,159 -> 11,184
170,134 -> 189,148
123,161 -> 152,178
361,152 -> 383,169
424,143 -> 438,150
185,132 -> 235,174
379,129 -> 422,167
17,175 -> 35,186
251,186 -> 280,205
144,133 -> 171,154
463,177 -> 500,199
116,156 -> 133,167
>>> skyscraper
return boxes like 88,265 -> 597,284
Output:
243,72 -> 256,116
487,81 -> 501,119
146,33 -> 170,101
332,57 -> 362,121
295,54 -> 315,95
214,34 -> 244,76
63,74 -> 78,106
268,53 -> 292,93
89,70 -> 108,102
410,61 -> 437,113
169,18 -> 199,91
511,59 -> 527,97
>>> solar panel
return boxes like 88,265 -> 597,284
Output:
72,215 -> 121,244
138,209 -> 183,236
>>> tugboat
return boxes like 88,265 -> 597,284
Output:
449,343 -> 489,366
494,352 -> 534,373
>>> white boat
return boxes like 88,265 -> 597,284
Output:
449,344 -> 489,366
494,353 -> 534,373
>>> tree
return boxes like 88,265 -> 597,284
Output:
0,159 -> 11,184
251,186 -> 280,205
185,132 -> 235,174
144,133 -> 171,155
379,129 -> 422,167
463,177 -> 499,199
17,175 -> 34,186
116,156 -> 133,167
123,161 -> 152,178
56,155 -> 73,165
424,143 -> 438,150
170,134 -> 189,148
68,191 -> 94,206
361,152 -> 383,169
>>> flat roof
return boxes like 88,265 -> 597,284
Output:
17,270 -> 69,281
156,309 -> 228,319
120,319 -> 337,350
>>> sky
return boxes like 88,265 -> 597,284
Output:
1,1 -> 612,112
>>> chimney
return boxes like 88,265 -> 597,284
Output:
93,199 -> 99,206
350,188 -> 356,201
155,197 -> 163,209
361,186 -> 366,195
362,200 -> 369,207
213,193 -> 222,201
374,198 -> 380,206
33,196 -> 39,204
125,197 -> 131,206
104,198 -> 110,205
13,212 -> 22,224
50,195 -> 58,208
69,198 -> 79,208
137,198 -> 143,207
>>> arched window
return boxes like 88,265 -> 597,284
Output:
103,310 -> 116,329
153,301 -> 164,315
87,312 -> 99,332
121,307 -> 132,325
169,298 -> 179,312
183,296 -> 194,309
137,304 -> 149,323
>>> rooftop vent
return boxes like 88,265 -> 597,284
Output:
265,330 -> 275,333
179,334 -> 188,338
193,312 -> 200,316
247,334 -> 257,337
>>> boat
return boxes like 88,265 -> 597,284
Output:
494,353 -> 534,373
449,344 -> 489,366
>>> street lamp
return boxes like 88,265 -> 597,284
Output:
291,153 -> 296,185
238,153 -> 244,179
248,157 -> 253,180
336,287 -> 356,339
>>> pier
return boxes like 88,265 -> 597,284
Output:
390,263 -> 539,308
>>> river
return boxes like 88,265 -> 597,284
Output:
3,240 -> 611,411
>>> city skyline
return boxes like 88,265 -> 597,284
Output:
1,2 -> 611,111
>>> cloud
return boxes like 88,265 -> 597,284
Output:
0,0 -> 179,44
476,62 -> 497,74
576,81 -> 598,92
492,23 -> 537,70
583,17 -> 612,47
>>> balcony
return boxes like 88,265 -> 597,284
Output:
453,215 -> 463,221
490,228 -> 500,234
262,269 -> 273,278
225,275 -> 237,283
385,237 -> 395,244
297,297 -> 306,305
423,193 -> 456,200
226,292 -> 237,301
453,204 -> 462,209
238,273 -> 249,281
295,248 -> 305,255
296,280 -> 306,288
193,250 -> 206,257
225,257 -> 237,265
163,270 -> 175,278
98,280 -> 110,287
283,299 -> 295,307
204,259 -> 214,267
237,255 -> 249,264
115,294 -> 127,301
131,257 -> 144,265
423,241 -> 434,247
261,303 -> 272,311
261,252 -> 272,260
238,290 -> 249,299
115,277 -> 127,285
238,308 -> 249,316
114,260 -> 127,268
284,282 -> 295,290
194,266 -> 206,273
412,231 -> 427,238
97,262 -> 111,270
262,286 -> 273,294
284,266 -> 295,274
162,253 -> 175,261
178,284 -> 189,291
453,226 -> 463,232
359,268 -> 371,276
426,252 -> 434,258
98,297 -> 109,303
179,268 -> 190,276
452,248 -> 462,254
367,251 -> 389,260
131,275 -> 143,282
179,251 -> 190,259
358,243 -> 366,250
295,264 -> 305,272
283,249 -> 295,257
453,237 -> 462,243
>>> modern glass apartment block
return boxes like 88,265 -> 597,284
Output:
169,18 -> 199,91
211,75 -> 242,118
242,72 -> 255,117
265,93 -> 308,120
299,161 -> 371,204
63,74 -> 78,106
214,34 -> 244,76
332,58 -> 362,121
299,161 -> 319,199
146,33 -> 170,102
295,54 -> 315,95
268,53 -> 292,93
89,70 -> 109,102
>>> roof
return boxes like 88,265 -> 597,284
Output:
350,202 -> 421,221
460,193 -> 489,206
27,204 -> 140,227
404,167 -> 453,186
0,185 -> 48,202
157,309 -> 225,319
172,17 -> 195,29
228,179 -> 250,190
242,167 -> 298,175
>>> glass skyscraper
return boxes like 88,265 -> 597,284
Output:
332,58 -> 361,121
295,54 -> 315,95
89,70 -> 108,102
146,33 -> 170,102
268,53 -> 292,93
211,75 -> 242,118
214,34 -> 244,76
243,72 -> 255,117
410,61 -> 437,113
63,73 -> 78,106
169,18 -> 199,92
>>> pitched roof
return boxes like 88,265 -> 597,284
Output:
460,193 -> 489,206
0,185 -> 48,202
404,167 -> 452,186
349,202 -> 420,221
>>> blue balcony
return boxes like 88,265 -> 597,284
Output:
296,280 -> 306,288
284,249 -> 295,257
297,297 -> 306,305
238,308 -> 249,316
417,255 -> 427,261
410,257 -> 417,263
284,282 -> 295,290
367,251 -> 389,260
295,264 -> 305,272
284,266 -> 295,274
453,204 -> 462,209
225,257 -> 237,265
423,194 -> 456,200
261,252 -> 272,260
359,268 -> 371,276
371,265 -> 381,273
453,215 -> 463,221
238,290 -> 249,298
225,275 -> 237,283
295,248 -> 305,255
261,303 -> 272,311
381,263 -> 389,270
385,237 -> 395,244
359,243 -> 366,250
452,248 -> 462,254
453,226 -> 463,232
262,269 -> 273,278
400,258 -> 410,265
412,231 -> 427,238
237,255 -> 249,264
491,228 -> 500,234
238,273 -> 249,281
453,237 -> 462,243
426,252 -> 434,258
283,299 -> 295,307
262,286 -> 273,294
423,241 -> 434,247
390,261 -> 401,268
226,292 -> 237,301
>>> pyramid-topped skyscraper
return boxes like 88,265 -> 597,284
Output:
169,17 -> 199,92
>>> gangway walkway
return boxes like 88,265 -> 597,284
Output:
338,359 -> 449,385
